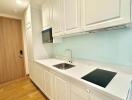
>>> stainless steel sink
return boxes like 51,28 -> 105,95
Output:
53,63 -> 75,70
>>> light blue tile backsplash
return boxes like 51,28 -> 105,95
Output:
53,26 -> 132,67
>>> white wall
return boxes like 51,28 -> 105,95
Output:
31,7 -> 53,59
22,13 -> 29,74
23,6 -> 53,74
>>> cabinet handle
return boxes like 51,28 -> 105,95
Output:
86,89 -> 91,93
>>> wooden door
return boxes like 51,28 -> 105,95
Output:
0,17 -> 25,84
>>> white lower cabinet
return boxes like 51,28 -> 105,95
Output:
31,63 -> 43,90
54,75 -> 70,100
70,83 -> 114,100
89,90 -> 114,100
70,84 -> 89,100
31,63 -> 116,100
43,69 -> 54,100
42,68 -> 70,100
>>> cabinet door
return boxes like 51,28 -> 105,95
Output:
65,0 -> 81,34
71,84 -> 89,100
42,0 -> 52,28
54,76 -> 70,100
43,70 -> 54,100
82,0 -> 131,31
33,63 -> 43,90
51,0 -> 65,37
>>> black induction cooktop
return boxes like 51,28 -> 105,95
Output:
81,69 -> 117,88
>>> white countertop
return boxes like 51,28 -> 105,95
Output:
35,58 -> 132,100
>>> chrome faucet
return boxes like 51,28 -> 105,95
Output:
65,49 -> 72,63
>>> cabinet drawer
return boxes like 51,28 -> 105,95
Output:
89,89 -> 115,100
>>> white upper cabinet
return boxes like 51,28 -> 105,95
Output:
65,0 -> 81,34
82,0 -> 131,31
51,0 -> 65,37
42,0 -> 52,28
42,0 -> 131,37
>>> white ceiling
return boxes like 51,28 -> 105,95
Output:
0,0 -> 45,19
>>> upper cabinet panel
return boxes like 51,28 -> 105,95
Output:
51,0 -> 65,37
85,0 -> 120,24
42,0 -> 51,28
65,0 -> 81,34
42,0 -> 131,37
82,0 -> 131,31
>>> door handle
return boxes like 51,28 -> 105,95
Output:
86,89 -> 91,93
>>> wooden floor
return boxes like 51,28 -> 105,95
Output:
0,77 -> 48,100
